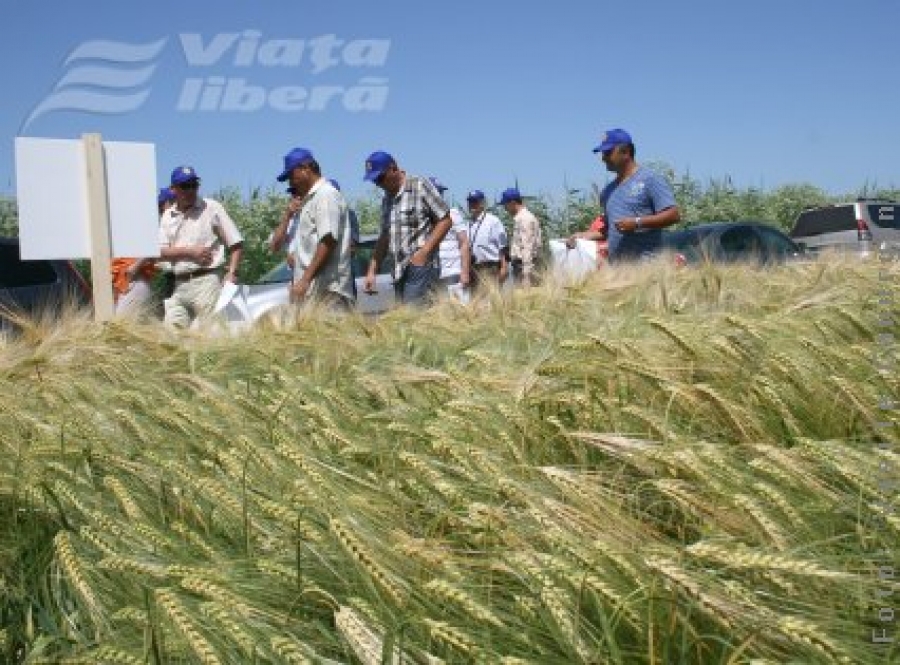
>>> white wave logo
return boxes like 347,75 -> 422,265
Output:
21,38 -> 168,131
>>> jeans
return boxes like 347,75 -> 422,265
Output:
396,262 -> 439,307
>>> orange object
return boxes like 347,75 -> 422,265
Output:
111,258 -> 157,300
589,215 -> 609,261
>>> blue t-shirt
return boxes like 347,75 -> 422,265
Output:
601,166 -> 677,260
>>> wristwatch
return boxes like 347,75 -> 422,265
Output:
635,217 -> 643,231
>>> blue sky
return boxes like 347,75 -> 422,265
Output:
2,1 -> 898,206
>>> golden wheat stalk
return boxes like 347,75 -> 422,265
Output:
154,588 -> 223,665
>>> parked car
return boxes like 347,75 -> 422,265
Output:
662,222 -> 803,265
219,234 -> 396,324
0,237 -> 91,332
788,200 -> 899,256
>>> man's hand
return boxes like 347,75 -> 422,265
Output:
193,245 -> 214,265
565,233 -> 581,249
615,218 -> 640,234
363,267 -> 378,294
290,277 -> 310,303
459,270 -> 470,287
224,270 -> 238,284
285,196 -> 302,216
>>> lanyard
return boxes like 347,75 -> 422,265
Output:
470,212 -> 487,250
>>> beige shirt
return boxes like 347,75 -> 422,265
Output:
158,198 -> 243,276
511,206 -> 542,277
289,179 -> 355,302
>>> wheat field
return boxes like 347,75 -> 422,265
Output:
0,255 -> 898,664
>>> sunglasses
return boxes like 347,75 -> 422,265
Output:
176,181 -> 199,191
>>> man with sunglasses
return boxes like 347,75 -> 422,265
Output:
593,129 -> 680,262
362,151 -> 452,306
275,148 -> 354,309
158,166 -> 244,327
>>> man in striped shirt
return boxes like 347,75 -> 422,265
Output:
593,129 -> 680,262
362,151 -> 453,306
500,187 -> 542,286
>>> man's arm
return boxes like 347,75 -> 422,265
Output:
291,235 -> 336,301
224,242 -> 243,283
160,245 -> 213,264
615,206 -> 681,233
458,230 -> 471,287
410,215 -> 452,266
270,197 -> 302,252
364,231 -> 390,293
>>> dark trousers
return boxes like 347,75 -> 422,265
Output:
395,262 -> 439,307
471,261 -> 501,290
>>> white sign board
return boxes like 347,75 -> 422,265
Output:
549,239 -> 599,282
15,137 -> 159,260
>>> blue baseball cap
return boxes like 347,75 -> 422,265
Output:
328,178 -> 341,191
498,187 -> 521,205
171,165 -> 200,185
277,147 -> 316,182
466,189 -> 485,203
592,128 -> 633,153
364,150 -> 394,182
158,187 -> 176,204
429,177 -> 448,193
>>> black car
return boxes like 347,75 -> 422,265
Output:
662,222 -> 803,265
0,237 -> 91,331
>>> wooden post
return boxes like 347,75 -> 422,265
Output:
82,133 -> 115,321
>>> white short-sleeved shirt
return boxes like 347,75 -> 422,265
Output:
289,179 -> 354,302
438,208 -> 468,278
468,212 -> 507,263
158,197 -> 243,276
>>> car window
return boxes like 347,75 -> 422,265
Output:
0,244 -> 59,288
868,204 -> 899,229
719,228 -> 761,261
790,206 -> 856,237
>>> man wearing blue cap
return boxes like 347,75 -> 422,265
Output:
466,189 -> 508,290
158,165 -> 244,327
362,151 -> 452,306
276,148 -> 354,309
593,129 -> 680,262
499,187 -> 542,287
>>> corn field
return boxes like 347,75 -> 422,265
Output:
0,255 -> 898,663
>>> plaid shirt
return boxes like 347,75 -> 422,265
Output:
510,206 -> 543,277
381,175 -> 450,280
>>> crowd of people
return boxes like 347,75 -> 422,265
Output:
110,127 -> 680,326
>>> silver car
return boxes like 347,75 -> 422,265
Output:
219,234 -> 396,324
789,200 -> 899,256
